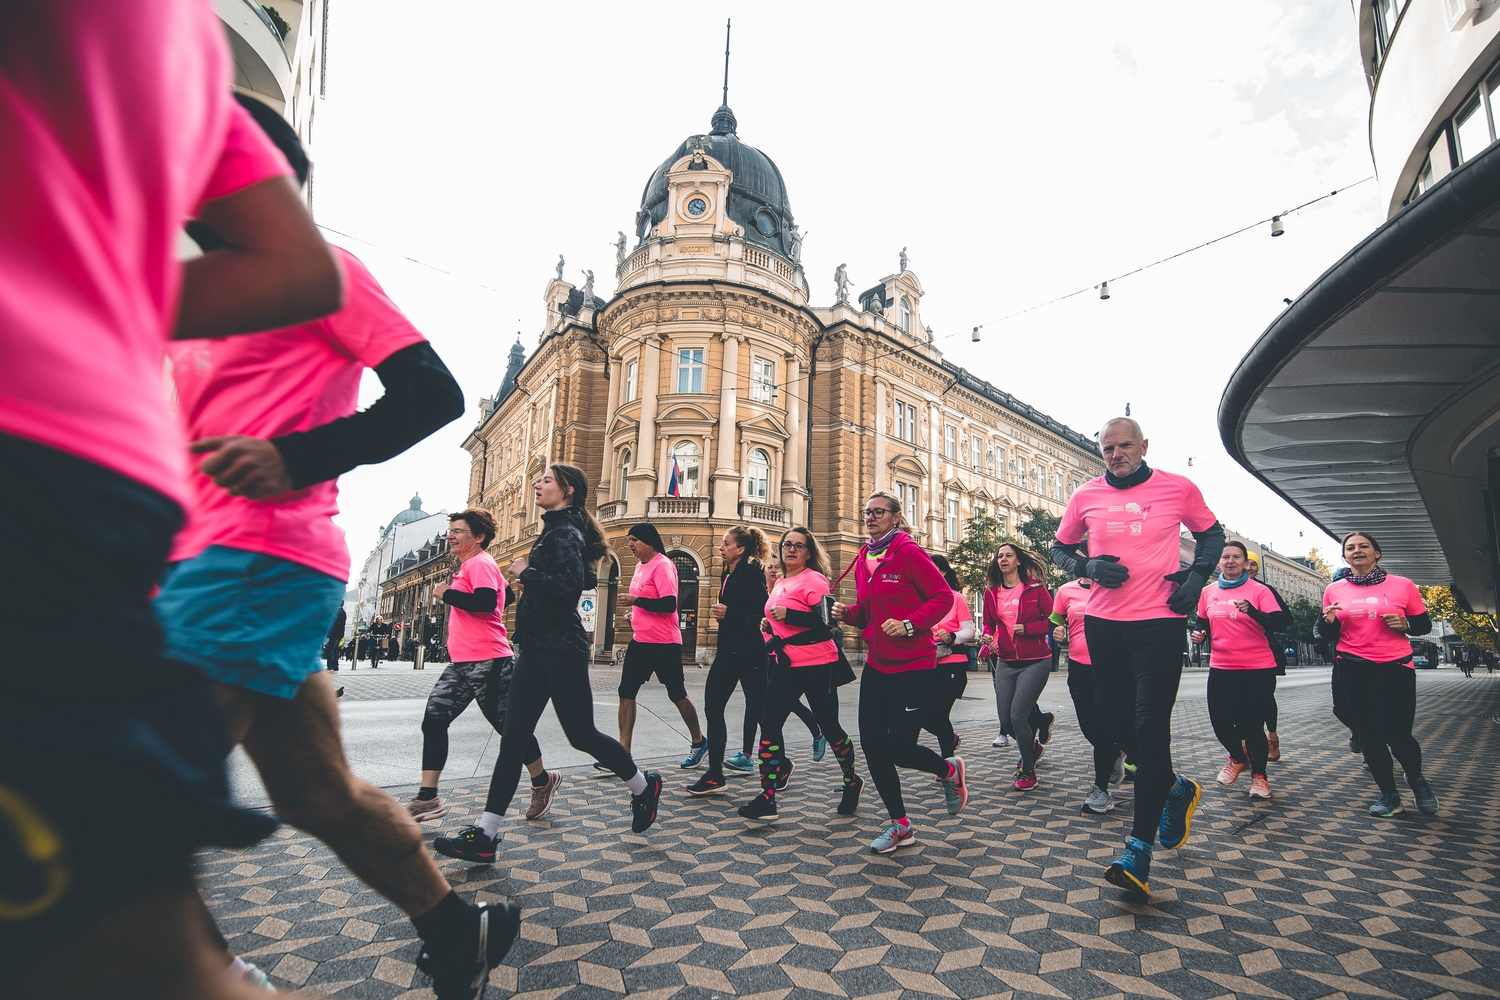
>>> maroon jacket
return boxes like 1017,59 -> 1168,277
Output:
983,579 -> 1054,662
844,532 -> 952,673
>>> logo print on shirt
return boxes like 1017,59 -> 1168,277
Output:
1129,523 -> 1142,535
1125,503 -> 1141,514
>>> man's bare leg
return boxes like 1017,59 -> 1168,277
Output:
675,696 -> 704,744
618,698 -> 637,754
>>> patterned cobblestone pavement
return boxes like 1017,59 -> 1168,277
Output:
201,671 -> 1500,999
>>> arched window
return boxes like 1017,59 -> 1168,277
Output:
673,441 -> 700,497
747,449 -> 770,499
899,297 -> 912,333
618,449 -> 631,495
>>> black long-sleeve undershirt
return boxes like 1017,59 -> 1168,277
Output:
632,595 -> 677,613
271,341 -> 464,489
781,608 -> 824,628
443,587 -> 497,614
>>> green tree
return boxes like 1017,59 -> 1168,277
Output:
1284,596 -> 1322,644
1016,506 -> 1069,590
1421,586 -> 1498,652
948,513 -> 1005,593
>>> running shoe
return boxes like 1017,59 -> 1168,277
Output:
1266,732 -> 1281,763
592,761 -> 614,773
812,733 -> 828,761
1216,757 -> 1246,786
685,774 -> 729,796
738,792 -> 778,823
1037,712 -> 1056,745
1349,735 -> 1362,754
1409,776 -> 1440,815
952,732 -> 961,751
940,757 -> 967,815
414,899 -> 521,1000
992,732 -> 1011,748
230,957 -> 275,993
725,751 -> 756,773
838,775 -> 864,816
870,821 -> 915,854
1013,770 -> 1038,791
630,772 -> 663,833
1109,752 -> 1126,786
1083,785 -> 1114,814
775,759 -> 795,792
1121,760 -> 1137,784
1368,792 -> 1403,817
434,826 -> 498,864
1033,741 -> 1045,763
681,739 -> 708,769
1157,775 -> 1203,850
1248,774 -> 1271,800
524,771 -> 562,820
335,686 -> 345,698
406,795 -> 448,822
1104,836 -> 1153,894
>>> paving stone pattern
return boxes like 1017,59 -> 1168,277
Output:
201,671 -> 1500,999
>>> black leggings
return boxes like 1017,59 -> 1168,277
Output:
761,661 -> 851,780
484,648 -> 637,816
1206,668 -> 1275,775
858,666 -> 949,821
742,655 -> 819,754
1263,674 -> 1279,731
1331,661 -> 1356,732
1085,616 -> 1185,844
1065,659 -> 1119,790
421,657 -> 540,773
1335,654 -> 1423,795
703,648 -> 820,777
927,659 -> 968,757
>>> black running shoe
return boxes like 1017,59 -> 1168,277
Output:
775,758 -> 795,791
415,899 -> 522,1000
738,793 -> 778,823
685,774 -> 728,796
1349,736 -> 1362,754
838,775 -> 863,816
631,771 -> 662,833
1038,712 -> 1056,744
433,826 -> 498,865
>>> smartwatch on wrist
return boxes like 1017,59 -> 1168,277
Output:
903,619 -> 915,637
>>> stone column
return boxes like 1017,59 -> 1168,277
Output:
928,400 -> 942,546
629,334 -> 661,514
782,353 -> 804,521
601,355 -> 622,498
711,333 -> 742,518
873,376 -> 888,493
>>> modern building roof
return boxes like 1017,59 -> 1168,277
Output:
1218,139 -> 1500,610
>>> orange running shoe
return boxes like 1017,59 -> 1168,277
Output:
1249,774 -> 1272,799
1266,732 -> 1281,762
1216,757 -> 1246,786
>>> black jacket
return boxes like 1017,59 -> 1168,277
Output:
515,507 -> 598,656
717,559 -> 769,654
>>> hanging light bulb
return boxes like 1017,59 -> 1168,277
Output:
1271,215 -> 1284,237
972,326 -> 980,342
1099,281 -> 1110,300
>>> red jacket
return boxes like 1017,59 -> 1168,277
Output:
844,532 -> 952,673
983,579 -> 1054,662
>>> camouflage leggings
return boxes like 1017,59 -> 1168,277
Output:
420,657 -> 540,772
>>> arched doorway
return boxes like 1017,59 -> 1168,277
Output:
667,550 -> 699,663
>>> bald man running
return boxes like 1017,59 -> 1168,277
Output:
1051,417 -> 1225,895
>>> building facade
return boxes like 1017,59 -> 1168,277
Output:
353,495 -> 450,630
464,102 -> 1104,663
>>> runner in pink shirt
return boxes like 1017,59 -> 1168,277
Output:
929,555 -> 976,759
1190,541 -> 1289,799
1051,575 -> 1123,814
1052,417 -> 1226,895
0,4 -> 345,996
1321,531 -> 1439,818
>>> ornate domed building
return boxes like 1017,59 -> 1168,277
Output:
463,101 -> 1104,663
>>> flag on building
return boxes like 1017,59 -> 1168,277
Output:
667,456 -> 683,498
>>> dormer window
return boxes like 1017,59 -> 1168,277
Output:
899,297 -> 912,333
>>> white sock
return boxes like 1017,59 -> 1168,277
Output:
626,771 -> 648,796
478,811 -> 504,839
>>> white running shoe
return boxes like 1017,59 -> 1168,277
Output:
992,733 -> 1011,748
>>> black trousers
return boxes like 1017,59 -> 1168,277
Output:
1085,616 -> 1185,844
1065,659 -> 1120,790
761,661 -> 849,774
1330,660 -> 1356,732
858,666 -> 949,821
485,648 -> 637,816
1206,668 -> 1276,775
703,648 -> 820,777
1335,655 -> 1423,795
928,659 -> 968,757
421,657 -> 541,773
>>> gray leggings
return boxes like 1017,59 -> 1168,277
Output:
993,658 -> 1051,770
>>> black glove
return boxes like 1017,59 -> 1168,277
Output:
1164,569 -> 1207,616
1084,554 -> 1130,589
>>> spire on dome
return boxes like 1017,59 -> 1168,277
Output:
710,20 -> 737,136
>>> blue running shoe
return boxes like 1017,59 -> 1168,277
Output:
1369,792 -> 1403,817
725,751 -> 756,773
940,757 -> 967,815
870,820 -> 915,854
1409,776 -> 1439,815
812,733 -> 828,761
681,739 -> 708,769
1104,836 -> 1153,894
1158,775 -> 1203,850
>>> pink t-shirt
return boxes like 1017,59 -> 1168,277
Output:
767,570 -> 839,667
935,591 -> 974,665
1197,578 -> 1278,670
445,551 -> 512,662
991,584 -> 1022,642
166,250 -> 425,581
630,552 -> 682,645
0,4 -> 292,505
1056,469 -> 1218,621
1052,580 -> 1092,664
1324,574 -> 1426,666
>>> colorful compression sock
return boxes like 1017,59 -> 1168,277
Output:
831,735 -> 859,785
758,739 -> 783,800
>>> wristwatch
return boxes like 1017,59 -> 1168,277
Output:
903,619 -> 915,637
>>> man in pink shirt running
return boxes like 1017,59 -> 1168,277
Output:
1052,417 -> 1225,895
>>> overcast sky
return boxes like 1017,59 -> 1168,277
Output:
314,1 -> 1381,574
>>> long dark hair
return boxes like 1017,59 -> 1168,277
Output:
986,542 -> 1047,588
550,463 -> 608,566
930,553 -> 962,591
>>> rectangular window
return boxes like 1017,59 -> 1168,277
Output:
676,348 -> 704,394
892,401 -> 915,443
897,483 -> 918,526
625,361 -> 638,402
944,425 -> 956,461
972,436 -> 982,471
894,401 -> 906,442
750,357 -> 775,403
1455,94 -> 1493,165
946,499 -> 959,543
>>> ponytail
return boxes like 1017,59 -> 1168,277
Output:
550,463 -> 608,567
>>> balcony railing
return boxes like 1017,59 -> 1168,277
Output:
739,500 -> 790,527
648,495 -> 711,518
598,499 -> 628,522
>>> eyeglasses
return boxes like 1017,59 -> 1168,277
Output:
447,528 -> 472,536
863,508 -> 896,518
781,541 -> 808,551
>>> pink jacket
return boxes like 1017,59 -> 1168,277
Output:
983,579 -> 1054,662
842,532 -> 952,673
